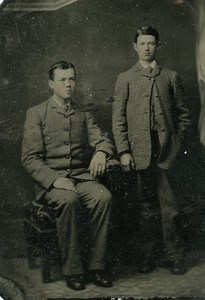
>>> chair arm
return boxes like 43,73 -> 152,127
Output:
102,159 -> 123,193
106,159 -> 121,170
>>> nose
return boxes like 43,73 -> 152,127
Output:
64,79 -> 71,86
144,43 -> 149,51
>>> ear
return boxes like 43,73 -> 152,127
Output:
133,42 -> 138,52
48,79 -> 54,89
157,41 -> 161,49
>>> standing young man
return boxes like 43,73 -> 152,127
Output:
113,26 -> 190,274
22,61 -> 114,290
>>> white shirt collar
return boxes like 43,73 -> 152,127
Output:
52,95 -> 71,108
139,60 -> 157,70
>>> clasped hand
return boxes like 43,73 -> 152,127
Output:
120,153 -> 135,172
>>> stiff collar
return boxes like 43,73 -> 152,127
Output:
52,95 -> 71,108
50,97 -> 78,116
134,61 -> 162,77
139,60 -> 157,70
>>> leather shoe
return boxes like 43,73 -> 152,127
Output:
65,275 -> 85,290
89,270 -> 113,287
170,259 -> 187,275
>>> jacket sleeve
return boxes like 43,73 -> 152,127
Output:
85,112 -> 115,158
112,73 -> 130,155
172,72 -> 191,140
21,107 -> 60,190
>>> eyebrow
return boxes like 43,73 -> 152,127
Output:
139,41 -> 156,44
59,76 -> 76,79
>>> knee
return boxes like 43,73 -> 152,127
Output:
61,192 -> 79,209
96,188 -> 112,207
51,189 -> 79,208
54,191 -> 79,218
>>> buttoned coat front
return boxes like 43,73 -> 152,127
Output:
112,62 -> 190,170
22,97 -> 114,200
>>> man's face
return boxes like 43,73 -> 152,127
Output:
49,68 -> 76,100
133,35 -> 158,63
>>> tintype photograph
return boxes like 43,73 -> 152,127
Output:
0,0 -> 205,299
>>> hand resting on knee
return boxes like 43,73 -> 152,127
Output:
53,178 -> 77,192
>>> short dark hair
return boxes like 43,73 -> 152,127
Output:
49,61 -> 76,80
134,25 -> 159,44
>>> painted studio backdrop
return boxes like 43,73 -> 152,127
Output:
1,0 -> 205,298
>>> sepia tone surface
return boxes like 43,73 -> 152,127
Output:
0,0 -> 205,299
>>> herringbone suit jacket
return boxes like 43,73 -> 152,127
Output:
113,62 -> 190,170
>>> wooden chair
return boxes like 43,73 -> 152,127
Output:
24,201 -> 59,283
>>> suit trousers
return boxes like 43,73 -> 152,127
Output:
136,131 -> 184,262
44,180 -> 112,276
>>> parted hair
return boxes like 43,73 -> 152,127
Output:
49,61 -> 76,80
134,25 -> 159,44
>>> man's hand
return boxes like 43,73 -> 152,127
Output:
88,151 -> 107,178
120,153 -> 135,172
53,178 -> 77,192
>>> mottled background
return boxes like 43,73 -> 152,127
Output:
0,0 -> 203,261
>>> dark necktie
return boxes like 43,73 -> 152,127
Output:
64,104 -> 70,111
147,65 -> 153,74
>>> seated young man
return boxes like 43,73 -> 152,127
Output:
21,61 -> 115,290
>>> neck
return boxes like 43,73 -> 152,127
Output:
53,94 -> 71,107
139,59 -> 155,66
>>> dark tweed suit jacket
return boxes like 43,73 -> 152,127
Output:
112,61 -> 190,170
22,97 -> 114,200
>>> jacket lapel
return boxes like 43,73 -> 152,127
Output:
68,101 -> 78,116
135,62 -> 148,77
151,63 -> 162,77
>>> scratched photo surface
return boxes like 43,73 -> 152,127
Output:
0,0 -> 205,299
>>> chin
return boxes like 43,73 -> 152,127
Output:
144,57 -> 152,61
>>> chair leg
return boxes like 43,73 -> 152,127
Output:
23,220 -> 38,269
41,251 -> 51,283
24,218 -> 60,282
41,234 -> 52,283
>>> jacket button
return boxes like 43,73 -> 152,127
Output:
155,94 -> 159,97
66,169 -> 71,174
65,141 -> 69,145
64,115 -> 68,118
151,78 -> 155,81
65,155 -> 70,158
64,127 -> 69,131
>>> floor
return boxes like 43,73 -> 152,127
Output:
1,250 -> 205,300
